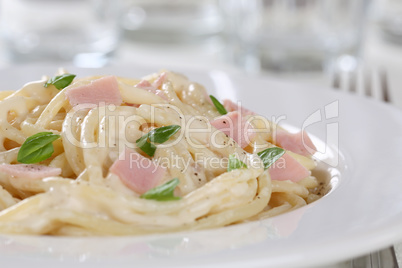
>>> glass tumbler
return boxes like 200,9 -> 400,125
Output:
220,0 -> 370,73
377,0 -> 402,45
120,0 -> 222,43
1,0 -> 121,67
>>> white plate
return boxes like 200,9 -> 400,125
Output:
1,64 -> 402,268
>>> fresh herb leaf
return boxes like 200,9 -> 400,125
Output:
209,95 -> 227,115
44,73 -> 76,90
136,125 -> 181,157
257,147 -> 285,170
135,135 -> 148,148
17,132 -> 61,164
136,138 -> 157,157
227,154 -> 247,172
148,125 -> 181,143
140,178 -> 181,201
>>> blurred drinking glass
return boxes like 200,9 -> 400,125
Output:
220,0 -> 370,73
1,0 -> 121,67
377,0 -> 402,45
120,0 -> 222,43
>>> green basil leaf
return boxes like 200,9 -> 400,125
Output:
140,178 -> 181,201
209,95 -> 227,115
17,132 -> 61,164
148,125 -> 181,143
257,147 -> 285,170
44,73 -> 76,90
227,154 -> 247,172
135,135 -> 148,147
136,125 -> 181,157
137,139 -> 157,157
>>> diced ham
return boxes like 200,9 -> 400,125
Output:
134,78 -> 168,101
109,148 -> 166,194
0,164 -> 61,179
65,76 -> 122,106
135,80 -> 153,89
152,72 -> 167,89
223,99 -> 256,116
275,129 -> 317,156
210,111 -> 256,148
268,152 -> 310,182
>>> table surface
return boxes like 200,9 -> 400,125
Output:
0,19 -> 401,267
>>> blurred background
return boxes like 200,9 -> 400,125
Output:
0,0 -> 401,83
0,0 -> 402,266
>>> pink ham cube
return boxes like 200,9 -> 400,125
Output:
268,152 -> 310,182
275,129 -> 317,157
65,76 -> 122,106
109,148 -> 166,194
210,111 -> 256,148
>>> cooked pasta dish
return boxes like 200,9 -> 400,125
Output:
0,69 -> 325,236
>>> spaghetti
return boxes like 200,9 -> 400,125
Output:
0,69 -> 322,235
